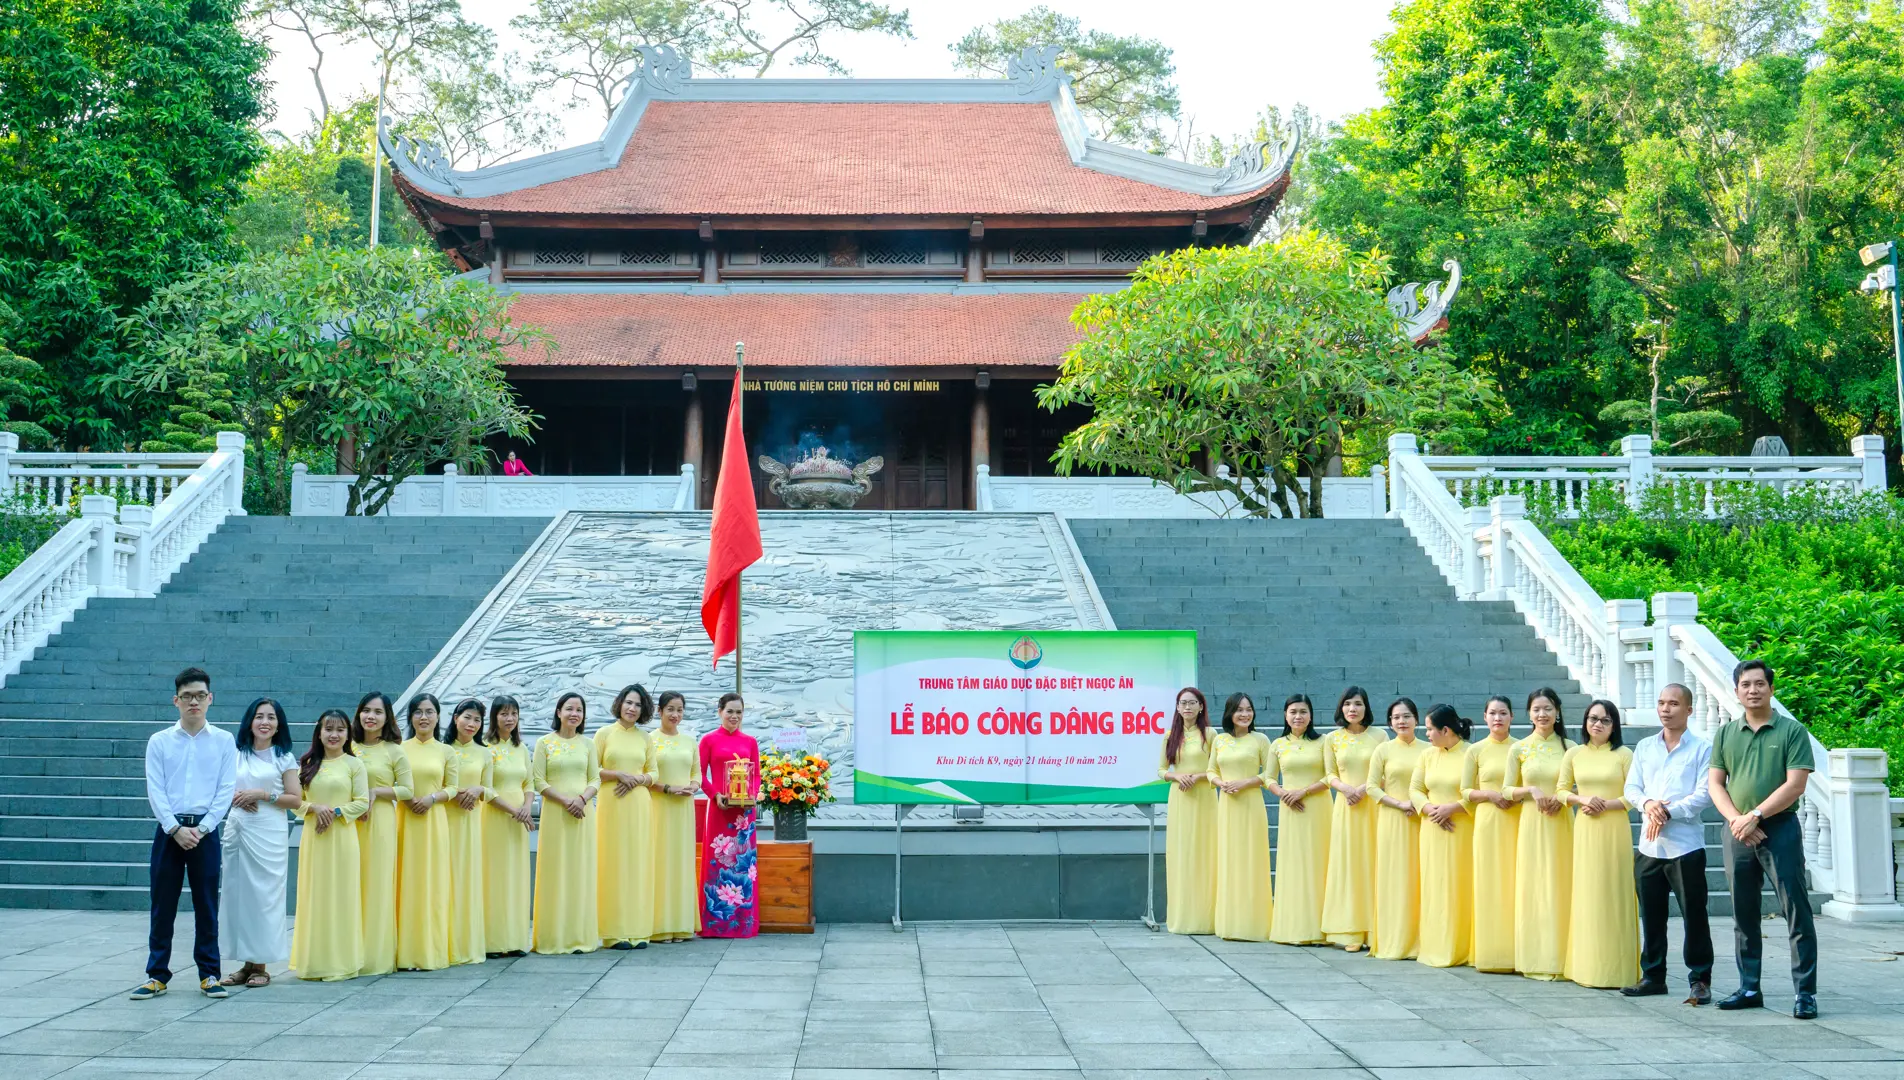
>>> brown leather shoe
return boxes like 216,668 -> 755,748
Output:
1686,981 -> 1712,1005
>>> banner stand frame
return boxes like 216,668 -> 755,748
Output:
890,804 -> 914,932
1140,803 -> 1159,931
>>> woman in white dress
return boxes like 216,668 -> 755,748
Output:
220,698 -> 301,988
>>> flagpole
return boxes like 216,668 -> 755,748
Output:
733,340 -> 744,697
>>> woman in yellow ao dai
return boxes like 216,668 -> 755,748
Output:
443,699 -> 493,965
483,697 -> 535,956
1157,688 -> 1217,935
350,693 -> 410,977
1559,700 -> 1640,989
397,694 -> 458,971
1410,705 -> 1473,968
533,691 -> 601,954
1320,687 -> 1386,950
595,685 -> 658,948
1504,688 -> 1572,980
1463,697 -> 1521,973
291,711 -> 367,981
649,691 -> 701,942
1207,693 -> 1274,942
1367,699 -> 1428,960
1268,695 -> 1331,945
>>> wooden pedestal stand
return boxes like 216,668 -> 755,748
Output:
757,841 -> 814,933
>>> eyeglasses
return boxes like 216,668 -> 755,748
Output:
177,692 -> 210,704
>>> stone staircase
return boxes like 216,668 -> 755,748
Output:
0,515 -> 549,909
1068,517 -> 1819,917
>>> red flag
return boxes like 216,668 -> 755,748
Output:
700,375 -> 761,667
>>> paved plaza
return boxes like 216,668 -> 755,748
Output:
0,911 -> 1898,1080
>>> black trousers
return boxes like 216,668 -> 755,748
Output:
1723,810 -> 1817,995
1636,848 -> 1713,986
146,825 -> 221,984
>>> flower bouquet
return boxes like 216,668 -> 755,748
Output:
759,750 -> 834,841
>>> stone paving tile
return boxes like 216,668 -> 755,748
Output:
0,912 -> 1897,1080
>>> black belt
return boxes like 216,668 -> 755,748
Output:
174,814 -> 203,828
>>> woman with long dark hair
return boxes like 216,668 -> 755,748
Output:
650,691 -> 699,942
443,698 -> 490,965
482,696 -> 534,956
1268,694 -> 1330,945
1158,687 -> 1216,935
351,691 -> 409,976
220,698 -> 301,987
698,693 -> 761,938
596,684 -> 657,949
1320,685 -> 1386,951
1464,695 -> 1521,973
533,692 -> 601,953
1367,699 -> 1427,960
1209,692 -> 1273,941
1411,704 -> 1474,968
290,710 -> 366,981
1505,687 -> 1572,980
1560,699 -> 1640,988
396,693 -> 457,970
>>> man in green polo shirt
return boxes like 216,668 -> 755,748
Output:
1706,659 -> 1817,1019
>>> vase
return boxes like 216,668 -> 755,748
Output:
772,804 -> 808,842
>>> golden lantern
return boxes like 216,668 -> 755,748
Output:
725,757 -> 755,806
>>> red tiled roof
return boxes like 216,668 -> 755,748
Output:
504,291 -> 1088,368
416,101 -> 1276,218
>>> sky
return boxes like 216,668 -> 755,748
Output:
260,0 -> 1397,152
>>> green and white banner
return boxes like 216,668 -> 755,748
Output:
852,630 -> 1198,805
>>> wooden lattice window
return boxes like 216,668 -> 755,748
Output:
619,248 -> 676,265
759,241 -> 824,265
533,248 -> 587,266
1011,242 -> 1066,265
864,244 -> 928,265
1097,243 -> 1151,265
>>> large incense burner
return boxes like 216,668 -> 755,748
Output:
757,447 -> 884,509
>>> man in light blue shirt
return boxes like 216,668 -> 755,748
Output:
1621,682 -> 1714,1003
131,667 -> 236,1001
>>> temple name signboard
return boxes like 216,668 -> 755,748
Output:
852,630 -> 1197,804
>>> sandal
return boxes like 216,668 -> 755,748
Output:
219,964 -> 256,987
245,971 -> 271,988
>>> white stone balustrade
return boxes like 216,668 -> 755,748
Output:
975,464 -> 1388,519
0,432 -> 211,515
291,463 -> 697,515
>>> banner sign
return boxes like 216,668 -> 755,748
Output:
852,630 -> 1197,805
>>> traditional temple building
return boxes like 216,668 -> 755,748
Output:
382,46 -> 1296,509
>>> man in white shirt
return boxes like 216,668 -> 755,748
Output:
1621,682 -> 1714,1004
131,667 -> 237,1001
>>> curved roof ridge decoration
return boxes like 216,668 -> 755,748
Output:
1388,260 -> 1462,344
380,44 -> 1293,203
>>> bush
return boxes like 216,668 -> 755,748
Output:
0,499 -> 69,578
1541,486 -> 1904,794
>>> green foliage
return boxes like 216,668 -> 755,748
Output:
0,303 -> 53,448
115,246 -> 544,515
232,99 -> 431,255
1038,234 -> 1494,518
0,0 -> 269,448
514,0 -> 716,118
952,7 -> 1179,150
1543,485 -> 1904,793
0,497 -> 66,578
1308,0 -> 1904,461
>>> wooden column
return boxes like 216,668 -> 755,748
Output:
683,383 -> 704,509
970,383 -> 991,471
966,218 -> 985,284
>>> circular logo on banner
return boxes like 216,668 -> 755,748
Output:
1008,635 -> 1043,670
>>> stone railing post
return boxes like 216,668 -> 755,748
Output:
1486,495 -> 1525,600
215,431 -> 247,515
675,462 -> 697,511
80,494 -> 116,591
291,462 -> 309,515
118,505 -> 155,596
1605,598 -> 1647,715
1621,434 -> 1654,509
1821,749 -> 1904,921
0,431 -> 17,503
974,463 -> 992,511
442,463 -> 460,516
1852,435 -> 1886,494
1649,592 -> 1698,697
1462,505 -> 1489,599
1369,465 -> 1387,518
1386,432 -> 1418,519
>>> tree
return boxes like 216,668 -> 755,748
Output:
0,304 -> 53,449
396,39 -> 560,168
704,0 -> 911,76
952,7 -> 1177,150
514,0 -> 715,119
1037,235 -> 1492,518
229,98 -> 429,254
116,248 -> 544,515
0,0 -> 268,448
256,0 -> 348,126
